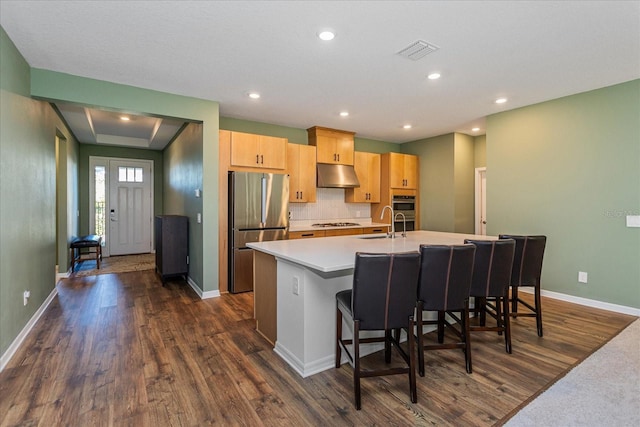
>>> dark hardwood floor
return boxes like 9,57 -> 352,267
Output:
1,270 -> 636,426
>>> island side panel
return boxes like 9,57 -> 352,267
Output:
254,251 -> 277,345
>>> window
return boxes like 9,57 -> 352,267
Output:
94,166 -> 106,239
118,166 -> 144,183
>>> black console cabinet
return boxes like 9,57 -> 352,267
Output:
155,215 -> 188,283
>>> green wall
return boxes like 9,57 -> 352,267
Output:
474,134 -> 486,168
402,132 -> 485,233
220,116 -> 400,153
487,79 -> 640,308
77,144 -> 164,235
163,123 -> 204,288
1,27 -> 78,356
30,69 -> 220,294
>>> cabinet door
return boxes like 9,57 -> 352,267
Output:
367,153 -> 381,202
388,152 -> 407,189
334,134 -> 354,165
259,135 -> 287,169
346,152 -> 379,203
297,144 -> 316,202
403,154 -> 418,189
315,135 -> 339,164
288,144 -> 316,203
230,132 -> 262,168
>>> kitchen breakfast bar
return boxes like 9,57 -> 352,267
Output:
247,230 -> 496,378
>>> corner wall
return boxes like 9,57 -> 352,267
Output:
1,27 -> 78,356
487,79 -> 640,308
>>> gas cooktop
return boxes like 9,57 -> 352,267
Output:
311,222 -> 361,228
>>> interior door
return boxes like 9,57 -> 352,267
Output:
109,159 -> 152,255
475,167 -> 487,235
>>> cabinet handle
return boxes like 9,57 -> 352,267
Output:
334,153 -> 337,162
261,155 -> 264,164
256,154 -> 260,164
301,233 -> 314,237
337,154 -> 340,162
300,191 -> 303,199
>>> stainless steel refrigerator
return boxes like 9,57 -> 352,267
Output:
228,171 -> 289,293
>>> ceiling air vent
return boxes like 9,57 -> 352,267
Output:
397,40 -> 439,60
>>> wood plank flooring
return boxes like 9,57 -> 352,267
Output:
1,270 -> 636,426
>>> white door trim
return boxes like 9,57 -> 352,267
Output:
474,167 -> 487,235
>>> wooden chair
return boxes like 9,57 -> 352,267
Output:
416,244 -> 476,375
464,239 -> 516,354
499,235 -> 547,337
335,251 -> 420,410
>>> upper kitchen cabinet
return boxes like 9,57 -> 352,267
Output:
307,126 -> 355,165
384,152 -> 418,189
345,151 -> 380,203
287,143 -> 317,203
230,131 -> 287,170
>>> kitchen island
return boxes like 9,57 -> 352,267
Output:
248,230 -> 496,378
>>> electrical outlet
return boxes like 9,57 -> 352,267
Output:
23,290 -> 31,306
292,277 -> 300,295
578,271 -> 588,284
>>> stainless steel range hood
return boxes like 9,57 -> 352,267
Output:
316,163 -> 360,188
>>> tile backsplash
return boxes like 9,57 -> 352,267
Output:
289,188 -> 371,221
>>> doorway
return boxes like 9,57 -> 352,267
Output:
90,156 -> 154,257
475,167 -> 487,235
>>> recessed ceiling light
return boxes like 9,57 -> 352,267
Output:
339,111 -> 349,117
318,30 -> 335,41
120,116 -> 130,121
248,92 -> 260,99
495,97 -> 507,104
472,127 -> 480,132
427,73 -> 441,80
403,124 -> 412,129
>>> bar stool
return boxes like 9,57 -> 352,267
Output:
416,244 -> 476,375
464,239 -> 515,354
499,235 -> 547,337
335,251 -> 420,410
70,235 -> 102,272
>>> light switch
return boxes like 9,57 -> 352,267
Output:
197,213 -> 202,223
626,215 -> 640,228
195,189 -> 201,198
578,271 -> 588,283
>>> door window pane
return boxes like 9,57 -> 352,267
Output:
118,166 -> 144,183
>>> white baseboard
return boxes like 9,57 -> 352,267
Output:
187,276 -> 220,299
519,288 -> 640,316
0,285 -> 58,372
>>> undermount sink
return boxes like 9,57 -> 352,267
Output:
358,235 -> 389,239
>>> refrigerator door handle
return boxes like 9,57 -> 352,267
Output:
261,175 -> 267,226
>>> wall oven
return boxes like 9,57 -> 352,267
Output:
392,195 -> 416,231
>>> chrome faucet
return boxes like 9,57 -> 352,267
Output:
394,212 -> 407,238
380,205 -> 395,238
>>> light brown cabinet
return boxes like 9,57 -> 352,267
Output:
345,151 -> 380,203
287,144 -> 316,203
386,152 -> 418,189
230,131 -> 287,170
307,126 -> 355,165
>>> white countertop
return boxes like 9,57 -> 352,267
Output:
248,230 -> 497,273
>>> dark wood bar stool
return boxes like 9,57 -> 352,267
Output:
416,244 -> 476,375
70,235 -> 102,272
499,235 -> 547,337
464,239 -> 516,354
335,251 -> 420,410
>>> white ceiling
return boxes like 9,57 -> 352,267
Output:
1,1 -> 639,147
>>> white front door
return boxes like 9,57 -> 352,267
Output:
108,159 -> 152,255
